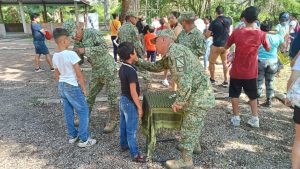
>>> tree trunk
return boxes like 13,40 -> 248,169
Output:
120,0 -> 129,23
103,0 -> 110,30
120,0 -> 140,24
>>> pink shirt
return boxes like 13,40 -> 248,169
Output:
226,28 -> 270,79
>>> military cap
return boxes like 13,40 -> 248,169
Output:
178,11 -> 196,22
63,19 -> 76,37
126,11 -> 138,18
151,29 -> 176,44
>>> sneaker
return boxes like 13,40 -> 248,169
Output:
69,136 -> 79,144
161,79 -> 170,87
210,78 -> 216,85
35,68 -> 45,72
261,99 -> 272,108
77,138 -> 97,148
132,154 -> 147,163
221,81 -> 229,87
50,68 -> 55,72
247,117 -> 259,128
231,116 -> 241,126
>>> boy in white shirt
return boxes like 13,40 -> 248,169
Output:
52,28 -> 96,147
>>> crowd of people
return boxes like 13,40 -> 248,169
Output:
29,5 -> 300,169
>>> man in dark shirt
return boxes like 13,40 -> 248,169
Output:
31,13 -> 53,72
290,31 -> 300,61
205,6 -> 232,87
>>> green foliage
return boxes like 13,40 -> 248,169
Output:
2,6 -> 20,23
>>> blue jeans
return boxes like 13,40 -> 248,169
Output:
58,82 -> 89,141
204,38 -> 213,69
146,51 -> 157,62
119,96 -> 139,157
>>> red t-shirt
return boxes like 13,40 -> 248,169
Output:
144,32 -> 157,51
226,28 -> 270,79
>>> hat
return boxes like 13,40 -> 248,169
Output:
150,29 -> 176,44
126,11 -> 138,18
178,11 -> 196,23
279,12 -> 289,22
63,19 -> 76,37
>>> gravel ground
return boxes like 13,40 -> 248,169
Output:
0,38 -> 295,169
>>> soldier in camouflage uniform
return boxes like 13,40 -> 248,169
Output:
177,11 -> 206,59
118,11 -> 151,89
135,30 -> 215,168
63,20 -> 118,133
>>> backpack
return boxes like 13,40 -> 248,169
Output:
295,22 -> 300,33
217,17 -> 231,33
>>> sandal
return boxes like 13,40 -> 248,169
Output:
132,154 -> 147,163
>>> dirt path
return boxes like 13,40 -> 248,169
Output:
0,38 -> 294,169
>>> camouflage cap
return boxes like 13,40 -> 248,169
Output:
62,19 -> 76,37
151,29 -> 176,44
126,11 -> 138,18
178,11 -> 196,22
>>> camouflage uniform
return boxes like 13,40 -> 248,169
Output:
136,30 -> 215,160
177,11 -> 206,58
118,21 -> 144,58
74,41 -> 85,65
118,11 -> 151,89
63,20 -> 118,132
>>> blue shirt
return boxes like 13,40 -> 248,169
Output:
258,33 -> 284,61
31,22 -> 45,41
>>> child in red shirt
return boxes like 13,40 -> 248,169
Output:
225,6 -> 270,128
144,26 -> 157,62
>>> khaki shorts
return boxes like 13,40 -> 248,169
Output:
208,45 -> 229,64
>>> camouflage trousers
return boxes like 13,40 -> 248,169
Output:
180,107 -> 207,157
86,70 -> 118,120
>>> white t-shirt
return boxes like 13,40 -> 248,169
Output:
292,56 -> 300,71
52,50 -> 81,86
194,19 -> 206,33
275,23 -> 289,38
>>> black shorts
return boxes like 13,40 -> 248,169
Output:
294,106 -> 300,124
229,78 -> 258,100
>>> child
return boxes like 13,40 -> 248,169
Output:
52,28 -> 96,147
225,6 -> 270,128
117,42 -> 146,162
30,13 -> 54,72
144,26 -> 157,62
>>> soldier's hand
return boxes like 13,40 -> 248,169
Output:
138,107 -> 144,119
75,48 -> 85,55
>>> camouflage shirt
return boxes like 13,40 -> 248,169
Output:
176,27 -> 206,57
136,43 -> 215,110
118,22 -> 144,58
76,28 -> 116,74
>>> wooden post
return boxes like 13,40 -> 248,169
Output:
60,8 -> 63,23
18,0 -> 28,33
0,2 -> 4,23
74,1 -> 79,25
43,2 -> 47,23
